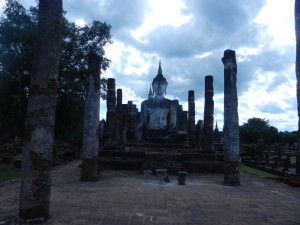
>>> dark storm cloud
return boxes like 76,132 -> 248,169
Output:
63,0 -> 147,36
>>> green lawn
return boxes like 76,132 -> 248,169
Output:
241,164 -> 279,178
0,164 -> 20,184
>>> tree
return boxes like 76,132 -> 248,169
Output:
19,0 -> 62,220
0,0 -> 111,141
0,0 -> 35,139
239,118 -> 279,145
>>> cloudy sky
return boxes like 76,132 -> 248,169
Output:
0,0 -> 297,131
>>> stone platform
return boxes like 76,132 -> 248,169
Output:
98,148 -> 224,174
1,161 -> 300,225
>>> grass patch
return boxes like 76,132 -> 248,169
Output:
0,164 -> 20,184
241,164 -> 279,178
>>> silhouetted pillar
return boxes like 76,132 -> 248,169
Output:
115,88 -> 124,145
202,75 -> 214,153
117,88 -> 122,109
222,49 -> 240,185
127,101 -> 137,139
179,110 -> 188,132
104,78 -> 116,147
188,90 -> 195,148
81,54 -> 101,181
195,120 -> 203,150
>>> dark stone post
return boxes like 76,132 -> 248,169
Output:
179,111 -> 188,132
127,101 -> 137,139
195,120 -> 203,150
202,75 -> 214,153
81,54 -> 101,181
188,90 -> 195,148
115,89 -> 124,145
222,49 -> 240,185
117,88 -> 122,109
104,78 -> 117,147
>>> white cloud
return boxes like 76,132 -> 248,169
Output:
131,0 -> 192,43
254,0 -> 295,46
1,0 -> 298,131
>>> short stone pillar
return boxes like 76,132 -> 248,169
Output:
178,171 -> 187,185
188,90 -> 196,148
222,49 -> 240,185
156,169 -> 167,184
81,54 -> 101,181
202,75 -> 214,153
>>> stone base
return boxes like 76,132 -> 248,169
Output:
19,205 -> 50,222
224,161 -> 240,185
81,156 -> 99,181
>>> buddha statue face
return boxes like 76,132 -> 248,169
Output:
152,73 -> 168,99
152,80 -> 168,98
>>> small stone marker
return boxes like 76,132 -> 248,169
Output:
156,169 -> 167,184
143,170 -> 152,182
178,171 -> 187,185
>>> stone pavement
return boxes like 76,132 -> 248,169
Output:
0,161 -> 300,225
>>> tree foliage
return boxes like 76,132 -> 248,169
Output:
239,118 -> 279,145
0,0 -> 112,140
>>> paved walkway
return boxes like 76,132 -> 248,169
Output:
0,161 -> 300,225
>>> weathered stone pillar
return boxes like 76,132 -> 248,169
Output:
19,0 -> 62,221
222,49 -> 240,185
81,54 -> 101,181
104,78 -> 117,147
115,88 -> 124,145
179,111 -> 188,132
188,90 -> 195,148
117,88 -> 122,109
195,120 -> 203,150
127,101 -> 137,140
202,75 -> 214,153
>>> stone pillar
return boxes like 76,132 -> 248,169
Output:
117,88 -> 122,109
104,78 -> 116,147
81,54 -> 101,181
115,88 -> 124,145
19,0 -> 62,220
195,120 -> 203,150
127,101 -> 137,140
188,90 -> 195,148
202,75 -> 214,153
179,111 -> 188,132
222,49 -> 240,185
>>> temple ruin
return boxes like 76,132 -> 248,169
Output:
98,56 -> 235,175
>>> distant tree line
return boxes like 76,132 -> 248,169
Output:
0,0 -> 112,141
239,117 -> 297,147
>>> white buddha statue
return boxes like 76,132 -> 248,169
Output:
140,62 -> 177,132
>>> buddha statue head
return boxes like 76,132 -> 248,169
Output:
152,62 -> 168,99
